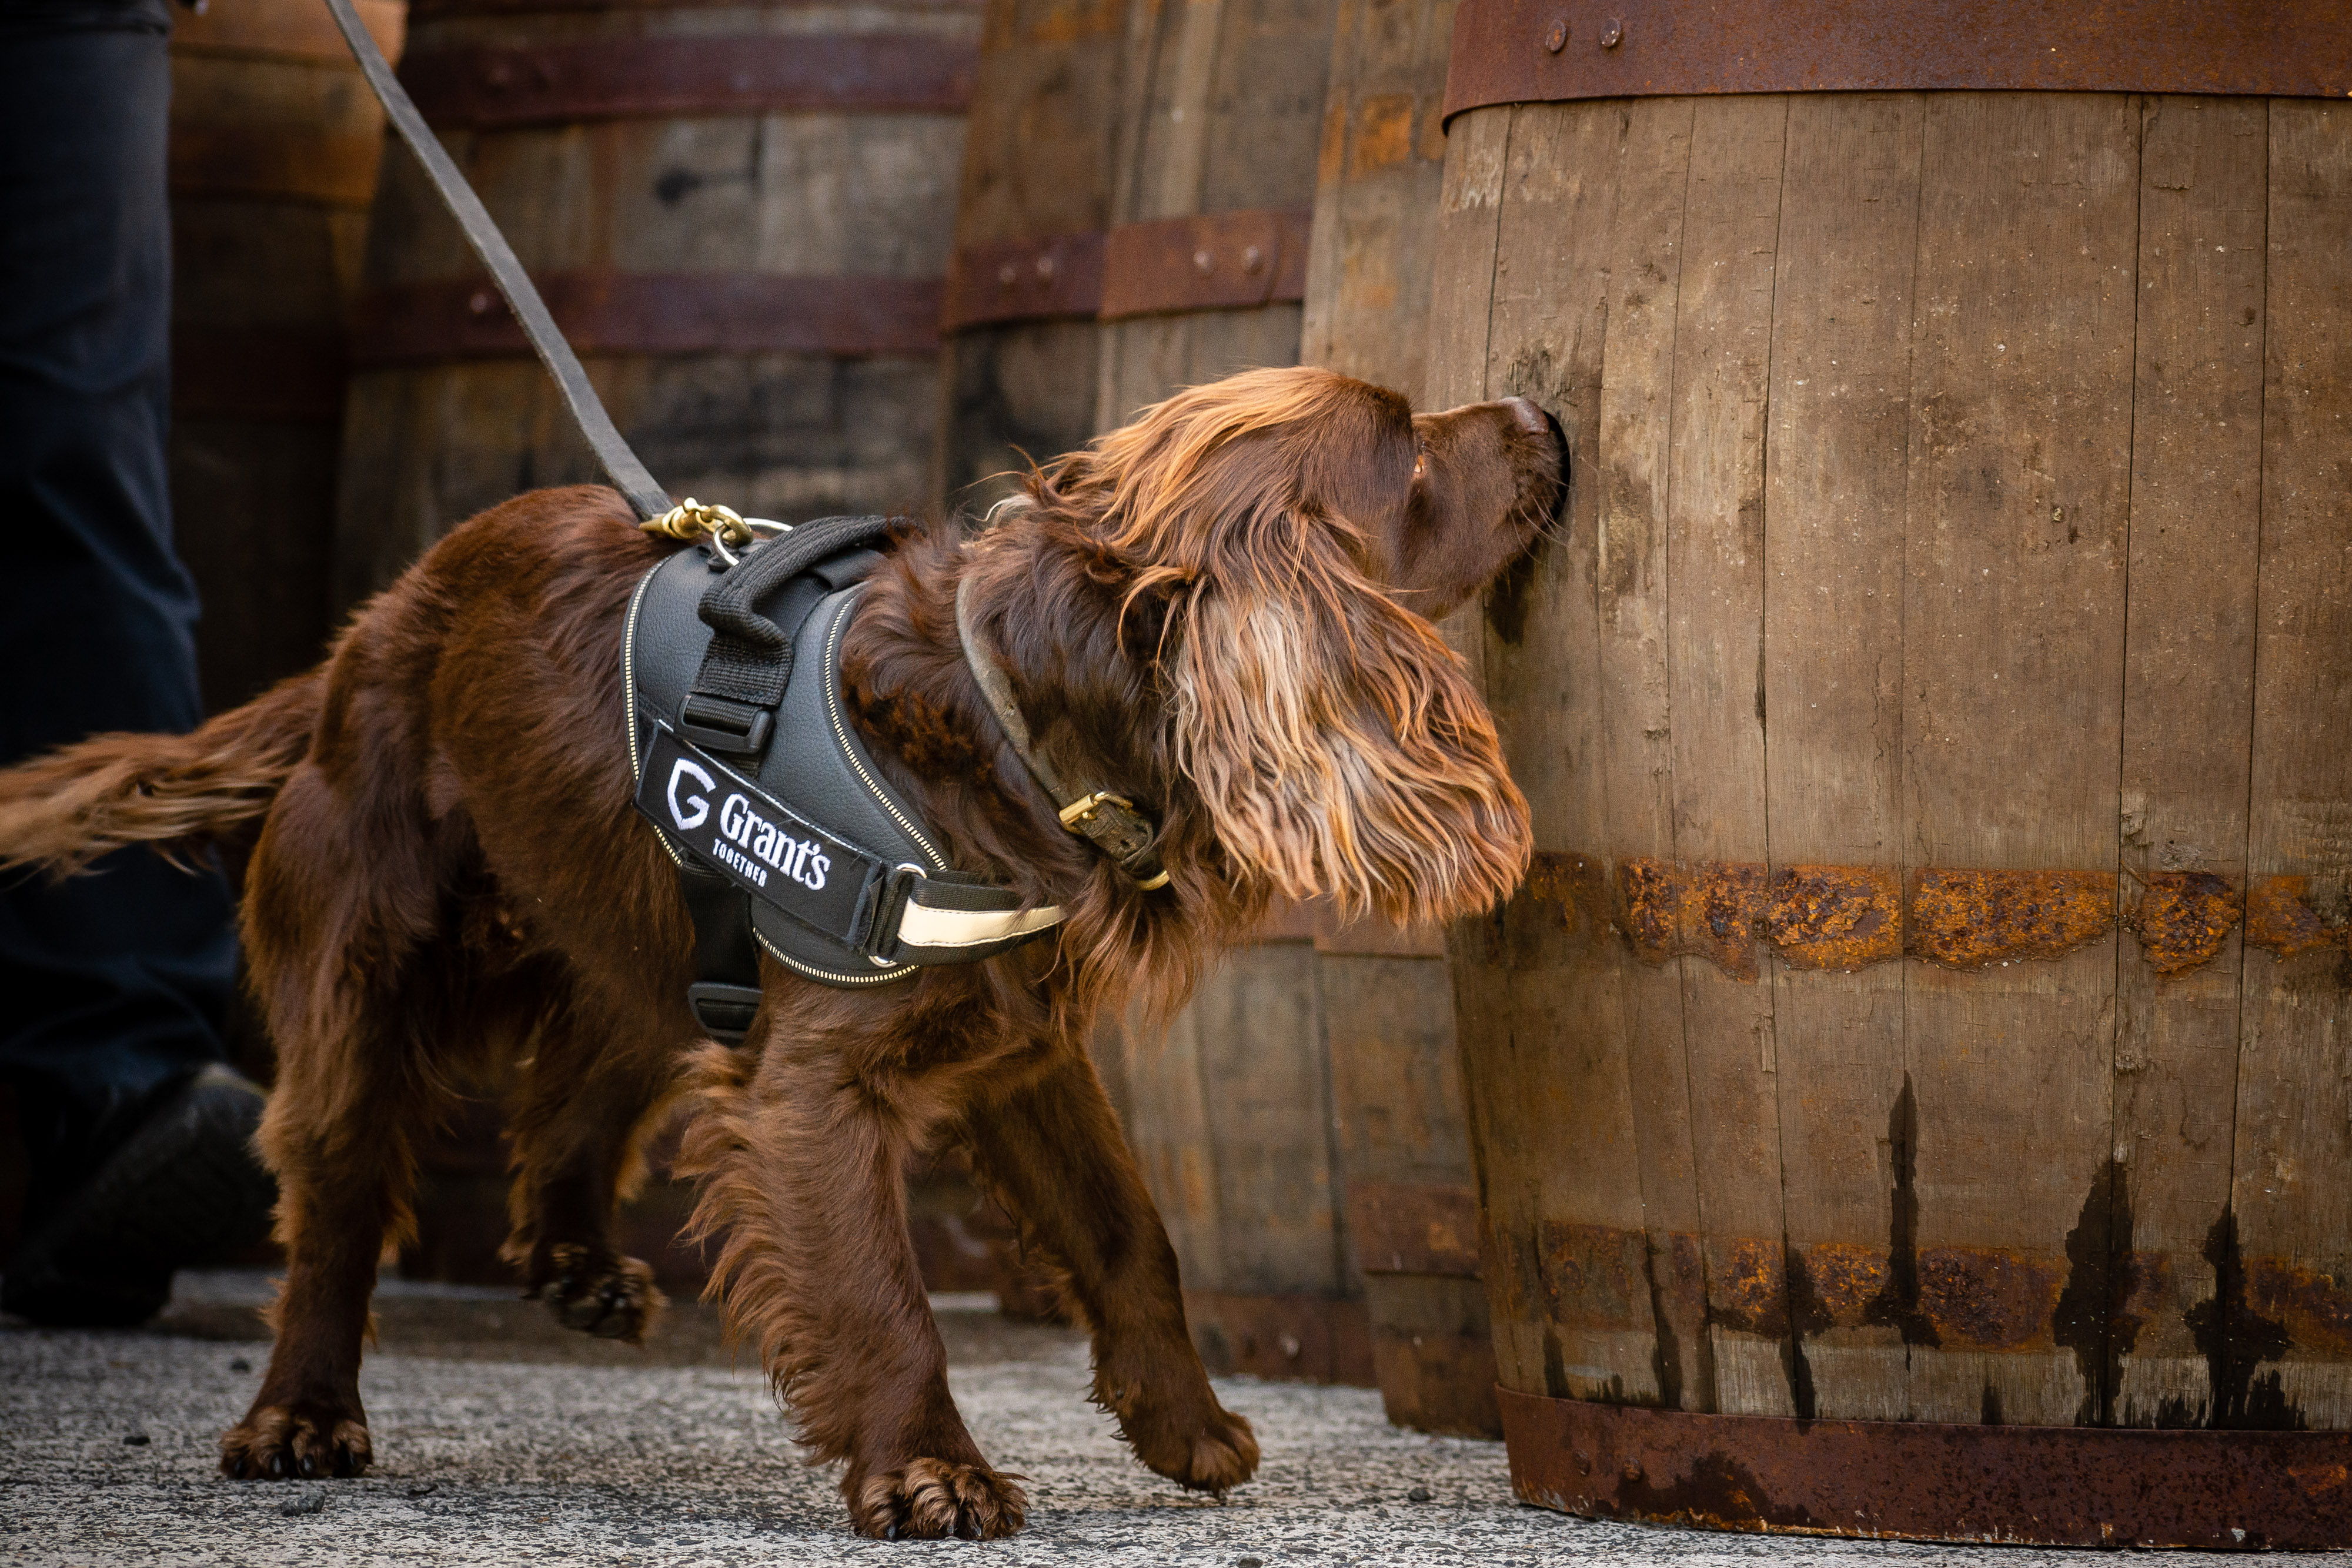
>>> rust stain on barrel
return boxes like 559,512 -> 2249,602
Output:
1705,1239 -> 1789,1336
1525,850 -> 1612,942
1798,1242 -> 1891,1326
1620,858 -> 1769,981
1905,868 -> 2114,969
1916,1246 -> 2062,1350
1766,865 -> 1903,969
2125,871 -> 2240,975
1540,1222 -> 1655,1331
2248,1256 -> 2352,1358
2246,875 -> 2341,958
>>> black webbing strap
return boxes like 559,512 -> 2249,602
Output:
679,516 -> 898,757
677,864 -> 763,1043
322,0 -> 671,523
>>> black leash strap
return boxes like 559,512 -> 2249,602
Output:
322,0 -> 672,523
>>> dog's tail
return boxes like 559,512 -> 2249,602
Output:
0,670 -> 325,878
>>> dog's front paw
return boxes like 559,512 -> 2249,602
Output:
220,1400 -> 372,1480
1112,1387 -> 1260,1496
851,1458 -> 1028,1540
533,1242 -> 666,1342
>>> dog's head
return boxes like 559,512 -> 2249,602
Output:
1030,366 -> 1561,927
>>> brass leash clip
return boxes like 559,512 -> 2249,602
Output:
642,498 -> 784,567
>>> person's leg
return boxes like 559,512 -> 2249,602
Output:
0,11 -> 268,1323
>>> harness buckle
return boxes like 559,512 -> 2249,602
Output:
686,981 -> 764,1044
678,693 -> 772,757
858,862 -> 929,967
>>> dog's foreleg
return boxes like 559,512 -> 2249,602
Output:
684,1042 -> 1027,1540
963,1053 -> 1261,1496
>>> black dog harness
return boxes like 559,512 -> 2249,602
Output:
624,514 -> 1065,1038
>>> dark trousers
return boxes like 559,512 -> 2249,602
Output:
0,10 -> 238,1194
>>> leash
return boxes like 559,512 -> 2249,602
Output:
322,0 -> 672,523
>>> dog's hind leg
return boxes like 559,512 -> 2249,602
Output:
680,1032 -> 1027,1540
961,1052 -> 1260,1496
502,979 -> 689,1343
218,769 -> 462,1482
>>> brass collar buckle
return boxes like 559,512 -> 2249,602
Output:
1057,791 -> 1130,830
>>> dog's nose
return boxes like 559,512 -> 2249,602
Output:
1501,396 -> 1552,438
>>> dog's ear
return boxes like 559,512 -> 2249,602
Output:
1160,504 -> 1531,925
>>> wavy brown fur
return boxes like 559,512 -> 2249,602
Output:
0,671 -> 322,877
0,366 -> 1561,1539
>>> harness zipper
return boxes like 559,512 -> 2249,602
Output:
824,589 -> 947,870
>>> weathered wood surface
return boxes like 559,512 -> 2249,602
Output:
1090,0 -> 1339,430
332,0 -> 977,610
2236,98 -> 2352,1430
1759,92 -> 1923,1422
169,0 -> 403,713
1322,928 -> 1499,1433
1098,932 -> 1374,1384
931,0 -> 1127,512
1436,92 -> 2352,1432
1297,0 -> 1451,402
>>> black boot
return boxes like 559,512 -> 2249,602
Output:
3,1064 -> 276,1327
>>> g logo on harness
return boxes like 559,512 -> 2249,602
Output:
667,756 -> 715,831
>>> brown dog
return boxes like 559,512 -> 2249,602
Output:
0,366 -> 1559,1539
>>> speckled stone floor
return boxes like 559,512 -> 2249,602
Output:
0,1272 -> 2327,1566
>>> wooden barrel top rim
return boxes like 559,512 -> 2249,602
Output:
1445,0 -> 2352,121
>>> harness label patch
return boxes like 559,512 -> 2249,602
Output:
636,723 -> 877,944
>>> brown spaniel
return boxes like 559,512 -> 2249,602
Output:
0,366 -> 1561,1539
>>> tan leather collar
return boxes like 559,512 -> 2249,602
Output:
954,572 -> 1170,891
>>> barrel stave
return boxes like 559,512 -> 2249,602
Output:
1298,0 -> 1452,403
1752,93 -> 1923,1423
1897,93 -> 2140,1428
168,1 -> 400,713
932,0 -> 1126,508
2237,98 -> 2352,1430
1322,933 -> 1497,1433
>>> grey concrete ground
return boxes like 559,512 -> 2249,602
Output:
0,1272 -> 2328,1567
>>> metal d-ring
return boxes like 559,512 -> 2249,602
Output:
703,514 -> 791,570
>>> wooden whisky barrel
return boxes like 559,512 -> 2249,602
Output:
168,0 -> 404,712
1098,905 -> 1373,1384
1297,0 -> 1498,1437
930,0 -> 1126,513
329,0 -> 981,609
1434,0 -> 2352,1547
